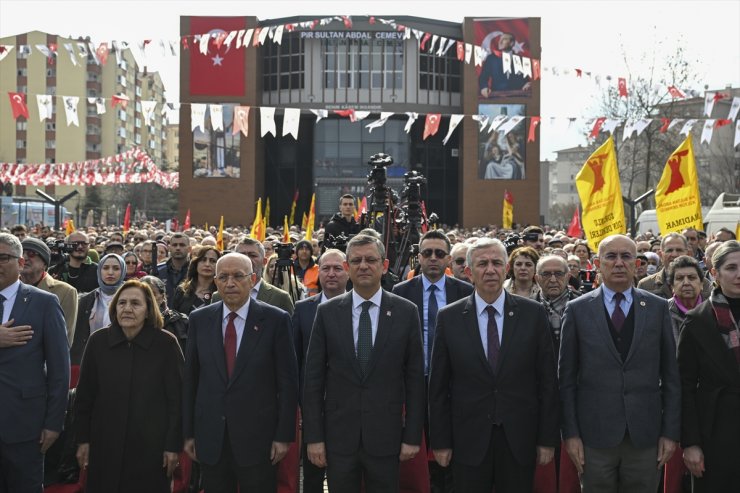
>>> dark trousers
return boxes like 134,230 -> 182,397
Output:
327,448 -> 400,493
0,438 -> 43,493
301,441 -> 326,493
582,436 -> 659,493
200,432 -> 276,493
453,425 -> 534,493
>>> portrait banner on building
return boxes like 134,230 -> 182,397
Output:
475,18 -> 532,99
575,136 -> 626,251
193,104 -> 240,178
655,135 -> 703,234
478,104 -> 526,180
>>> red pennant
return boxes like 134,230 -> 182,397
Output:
369,16 -> 376,25
285,24 -> 295,32
566,206 -> 583,238
122,204 -> 131,233
0,46 -> 6,55
252,28 -> 262,46
527,117 -> 541,142
618,77 -> 628,97
333,109 -> 356,123
715,119 -> 732,128
504,190 -> 514,205
183,209 -> 191,230
143,39 -> 152,48
456,41 -> 465,61
172,218 -> 179,232
667,86 -> 685,99
532,59 -> 541,80
8,92 -> 29,119
713,93 -> 727,102
342,16 -> 353,29
182,37 -> 189,50
96,42 -> 109,66
420,32 -> 432,51
659,117 -> 671,133
590,117 -> 606,138
575,68 -> 582,78
111,94 -> 129,109
214,32 -> 227,49
423,113 -> 442,140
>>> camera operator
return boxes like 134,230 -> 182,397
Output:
47,231 -> 98,293
293,240 -> 319,296
521,226 -> 545,253
324,194 -> 361,240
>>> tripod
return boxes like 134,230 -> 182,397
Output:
271,257 -> 302,302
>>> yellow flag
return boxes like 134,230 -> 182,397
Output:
305,193 -> 316,241
260,217 -> 267,242
655,135 -> 703,234
265,198 -> 271,229
216,216 -> 224,251
575,136 -> 626,251
250,198 -> 262,239
283,215 -> 290,243
502,190 -> 514,229
65,219 -> 75,235
301,212 -> 308,230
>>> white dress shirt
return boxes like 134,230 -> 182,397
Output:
474,290 -> 506,357
351,288 -> 383,349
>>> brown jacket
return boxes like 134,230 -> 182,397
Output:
38,273 -> 78,345
637,268 -> 713,300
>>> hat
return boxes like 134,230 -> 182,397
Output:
295,239 -> 312,251
105,241 -> 124,251
548,238 -> 564,246
22,237 -> 51,266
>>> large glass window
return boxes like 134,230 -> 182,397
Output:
262,33 -> 304,92
419,47 -> 461,92
322,37 -> 403,90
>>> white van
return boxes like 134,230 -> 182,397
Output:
635,209 -> 659,236
704,193 -> 740,237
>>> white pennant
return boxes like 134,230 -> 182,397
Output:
242,29 -> 255,48
223,31 -> 238,51
436,37 -> 448,57
63,44 -> 77,65
668,118 -> 684,131
700,119 -> 715,144
0,45 -> 13,62
35,44 -> 51,59
499,116 -> 524,136
474,46 -> 485,67
404,112 -> 419,133
273,25 -> 285,45
728,96 -> 740,121
429,35 -> 438,53
634,118 -> 652,136
512,55 -> 523,75
464,43 -> 473,64
210,104 -> 224,131
443,114 -> 464,145
36,95 -> 53,121
141,100 -> 157,124
191,103 -> 207,132
403,28 -> 412,41
169,40 -> 178,56
354,111 -> 371,122
282,108 -> 300,139
235,29 -> 247,49
94,97 -> 106,115
488,115 -> 508,133
441,38 -> 456,56
680,119 -> 698,136
602,119 -> 622,135
521,57 -> 532,78
365,112 -> 394,133
501,52 -> 512,75
260,107 -> 276,137
63,96 -> 79,127
198,33 -> 210,55
310,109 -> 328,122
734,121 -> 740,149
704,92 -> 715,117
258,27 -> 270,45
622,119 -> 637,141
471,115 -> 490,132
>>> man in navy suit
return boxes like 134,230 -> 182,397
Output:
293,249 -> 349,493
0,233 -> 69,492
183,252 -> 298,492
393,229 -> 473,493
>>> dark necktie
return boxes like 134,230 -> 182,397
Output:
357,301 -> 373,377
612,292 -> 626,333
224,312 -> 238,377
485,306 -> 500,372
0,293 -> 5,324
427,285 -> 438,373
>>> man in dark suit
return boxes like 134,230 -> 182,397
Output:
293,249 -> 349,493
183,252 -> 298,492
429,237 -> 558,493
393,229 -> 473,493
303,234 -> 425,492
559,234 -> 680,492
0,233 -> 69,492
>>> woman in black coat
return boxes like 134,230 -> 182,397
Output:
74,280 -> 184,493
171,245 -> 220,314
678,240 -> 740,491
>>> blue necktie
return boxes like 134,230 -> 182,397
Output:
357,301 -> 373,377
427,285 -> 438,374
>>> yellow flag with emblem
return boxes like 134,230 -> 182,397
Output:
216,216 -> 224,251
655,134 -> 703,234
575,136 -> 626,251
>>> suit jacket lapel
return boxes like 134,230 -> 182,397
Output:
412,278 -> 424,330
8,283 -> 32,323
589,287 -> 623,364
337,293 -> 363,380
364,291 -> 393,379
462,294 -> 493,377
209,302 -> 229,385
625,289 -> 646,365
229,300 -> 266,386
496,293 -> 517,374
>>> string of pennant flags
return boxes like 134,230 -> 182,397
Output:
0,14 -> 726,100
6,90 -> 740,148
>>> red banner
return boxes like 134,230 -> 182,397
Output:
189,17 -> 246,97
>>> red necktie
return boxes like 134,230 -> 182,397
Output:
485,306 -> 500,372
612,292 -> 625,333
224,312 -> 238,377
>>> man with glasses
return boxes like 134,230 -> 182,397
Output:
303,234 -> 425,492
184,253 -> 298,492
450,243 -> 471,283
232,238 -> 294,315
638,232 -> 712,299
156,232 -> 191,307
535,255 -> 579,352
559,234 -> 680,492
18,238 -> 78,345
393,230 -> 473,492
48,231 -> 98,293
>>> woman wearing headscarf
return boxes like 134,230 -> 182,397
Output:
74,280 -> 183,493
678,241 -> 740,491
70,253 -> 126,365
123,251 -> 147,280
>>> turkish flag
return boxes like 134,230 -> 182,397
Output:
189,16 -> 246,97
528,116 -> 540,142
567,206 -> 583,238
423,113 -> 441,140
96,43 -> 109,66
618,78 -> 628,97
232,105 -> 250,136
8,92 -> 29,119
111,94 -> 129,109
659,117 -> 671,133
183,209 -> 191,230
590,117 -> 606,138
334,109 -> 356,122
456,41 -> 464,61
667,86 -> 685,99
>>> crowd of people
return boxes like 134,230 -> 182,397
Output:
0,197 -> 739,493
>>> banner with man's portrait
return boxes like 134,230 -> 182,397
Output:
478,104 -> 526,180
193,105 -> 241,178
475,18 -> 532,99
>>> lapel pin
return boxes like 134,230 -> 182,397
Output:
508,311 -> 514,316
253,325 -> 259,331
24,297 -> 28,302
386,311 -> 391,317
640,301 -> 646,307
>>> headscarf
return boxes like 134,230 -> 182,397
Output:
97,253 -> 126,295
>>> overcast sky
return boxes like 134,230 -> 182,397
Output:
1,0 -> 738,158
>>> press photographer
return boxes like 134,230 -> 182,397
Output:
47,231 -> 99,293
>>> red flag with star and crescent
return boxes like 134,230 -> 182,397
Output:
567,206 -> 583,238
8,92 -> 29,119
189,17 -> 246,96
423,114 -> 441,140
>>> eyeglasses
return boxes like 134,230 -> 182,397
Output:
215,273 -> 250,283
348,256 -> 381,266
601,252 -> 635,262
453,258 -> 466,266
420,249 -> 448,259
125,260 -> 138,266
0,254 -> 19,264
539,271 -> 566,279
